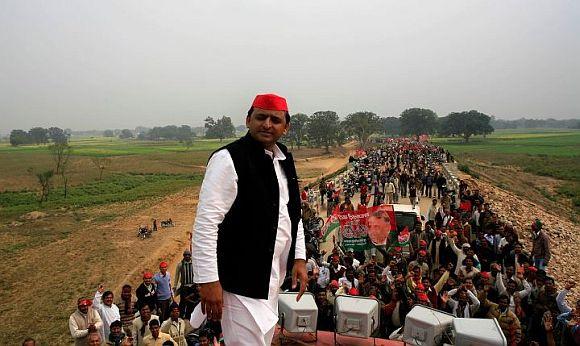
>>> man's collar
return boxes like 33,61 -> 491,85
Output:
264,144 -> 286,161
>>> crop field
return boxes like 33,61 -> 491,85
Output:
432,129 -> 580,215
0,137 -> 234,218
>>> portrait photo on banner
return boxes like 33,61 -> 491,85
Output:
337,205 -> 397,250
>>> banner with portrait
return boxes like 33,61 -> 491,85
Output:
337,204 -> 397,251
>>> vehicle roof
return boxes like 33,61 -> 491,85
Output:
392,204 -> 421,215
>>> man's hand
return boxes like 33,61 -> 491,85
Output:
292,259 -> 308,302
88,323 -> 97,333
543,312 -> 553,332
97,284 -> 105,293
199,281 -> 223,321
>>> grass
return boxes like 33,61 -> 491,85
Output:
0,137 -> 235,156
432,129 -> 580,181
0,137 -> 232,193
0,172 -> 201,219
558,183 -> 580,207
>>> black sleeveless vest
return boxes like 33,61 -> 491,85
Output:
214,133 -> 301,299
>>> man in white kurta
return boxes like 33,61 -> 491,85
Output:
191,94 -> 307,346
92,286 -> 121,340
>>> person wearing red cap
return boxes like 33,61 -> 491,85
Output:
408,249 -> 430,278
191,94 -> 307,345
136,272 -> 157,313
69,297 -> 103,346
154,261 -> 173,322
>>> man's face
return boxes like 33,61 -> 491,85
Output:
506,267 -> 514,277
143,277 -> 152,285
170,307 -> 180,320
499,298 -> 509,310
316,291 -> 327,305
331,257 -> 339,267
184,254 -> 192,262
465,279 -> 473,290
368,216 -> 390,245
458,291 -> 468,304
160,266 -> 167,275
514,245 -> 522,254
78,303 -> 89,314
346,270 -> 354,281
88,333 -> 101,346
103,293 -> 114,307
140,306 -> 151,321
121,287 -> 132,300
246,108 -> 289,149
545,280 -> 556,293
199,336 -> 210,346
150,324 -> 160,338
111,325 -> 122,336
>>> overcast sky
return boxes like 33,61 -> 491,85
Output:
1,0 -> 579,132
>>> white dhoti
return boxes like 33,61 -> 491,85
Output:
222,292 -> 277,346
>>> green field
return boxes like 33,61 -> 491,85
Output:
431,129 -> 580,180
0,137 -> 234,156
0,137 -> 232,219
432,129 -> 580,211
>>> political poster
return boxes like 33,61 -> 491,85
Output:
337,204 -> 397,251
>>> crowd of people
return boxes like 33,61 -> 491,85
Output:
298,138 -> 577,346
63,253 -> 218,346
21,138 -> 577,346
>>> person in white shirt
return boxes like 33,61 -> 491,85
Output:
191,94 -> 307,346
427,198 -> 439,222
344,248 -> 360,269
385,180 -> 395,203
495,272 -> 532,313
92,284 -> 120,340
338,268 -> 359,290
317,263 -> 331,289
445,287 -> 480,318
446,234 -> 479,276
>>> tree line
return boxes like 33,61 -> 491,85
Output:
102,116 -> 235,143
8,108 -> 493,150
284,108 -> 494,150
9,127 -> 70,146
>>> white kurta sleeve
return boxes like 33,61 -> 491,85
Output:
191,149 -> 238,284
293,219 -> 306,260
